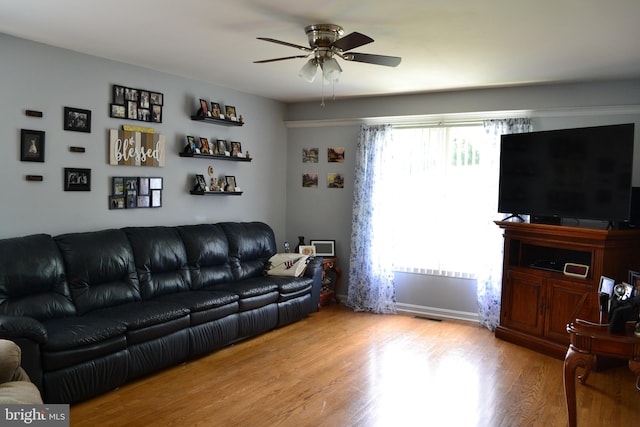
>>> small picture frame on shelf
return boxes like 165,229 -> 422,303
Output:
199,99 -> 209,116
230,141 -> 242,157
225,176 -> 237,192
199,137 -> 211,154
225,105 -> 237,121
64,168 -> 91,191
20,129 -> 45,162
217,139 -> 229,155
195,174 -> 207,192
185,136 -> 197,153
310,240 -> 336,257
211,102 -> 222,119
63,107 -> 91,133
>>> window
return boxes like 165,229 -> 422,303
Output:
386,125 -> 500,278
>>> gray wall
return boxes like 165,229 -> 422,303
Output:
0,34 -> 288,241
284,81 -> 640,321
3,32 -> 640,321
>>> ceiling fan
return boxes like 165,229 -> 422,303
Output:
254,24 -> 401,84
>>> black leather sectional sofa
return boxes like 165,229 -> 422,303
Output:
0,222 -> 322,404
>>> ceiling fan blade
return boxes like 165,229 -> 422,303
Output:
344,52 -> 402,67
253,55 -> 309,64
257,37 -> 312,52
331,32 -> 373,52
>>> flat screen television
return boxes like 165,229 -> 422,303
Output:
498,123 -> 635,223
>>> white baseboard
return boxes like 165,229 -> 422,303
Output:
337,294 -> 479,323
395,302 -> 479,323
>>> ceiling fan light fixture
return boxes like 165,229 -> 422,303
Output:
298,59 -> 318,82
321,57 -> 342,82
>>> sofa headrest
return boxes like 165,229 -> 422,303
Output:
0,234 -> 75,320
55,229 -> 140,315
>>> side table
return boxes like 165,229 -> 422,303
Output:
319,257 -> 341,306
564,319 -> 640,427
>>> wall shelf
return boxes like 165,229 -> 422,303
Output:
179,152 -> 251,162
190,190 -> 243,196
190,115 -> 243,127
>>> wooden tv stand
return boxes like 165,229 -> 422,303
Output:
494,221 -> 640,359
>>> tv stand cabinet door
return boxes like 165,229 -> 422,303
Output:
544,278 -> 594,344
502,270 -> 545,336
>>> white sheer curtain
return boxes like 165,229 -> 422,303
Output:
476,118 -> 532,330
346,124 -> 397,314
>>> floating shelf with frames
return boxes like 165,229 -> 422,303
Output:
190,115 -> 243,127
179,152 -> 251,162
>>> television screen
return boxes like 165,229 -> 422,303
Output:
498,123 -> 635,222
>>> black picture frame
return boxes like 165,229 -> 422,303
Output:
63,107 -> 91,133
225,105 -> 237,120
225,175 -> 237,192
151,189 -> 162,207
211,102 -> 222,118
111,84 -> 163,123
217,139 -> 228,155
230,141 -> 242,157
112,177 -> 124,196
199,99 -> 209,116
195,174 -> 207,191
20,129 -> 45,162
64,168 -> 91,191
109,196 -> 125,209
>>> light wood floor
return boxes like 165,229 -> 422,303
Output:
70,304 -> 640,426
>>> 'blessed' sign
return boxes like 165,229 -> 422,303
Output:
109,129 -> 165,167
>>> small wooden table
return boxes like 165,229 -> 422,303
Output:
564,320 -> 640,427
319,257 -> 341,306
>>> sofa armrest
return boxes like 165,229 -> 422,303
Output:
0,315 -> 47,344
305,257 -> 324,312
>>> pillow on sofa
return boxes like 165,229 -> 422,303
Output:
265,254 -> 310,277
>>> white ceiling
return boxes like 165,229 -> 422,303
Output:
1,0 -> 639,103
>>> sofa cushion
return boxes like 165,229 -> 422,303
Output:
219,222 -> 276,280
265,276 -> 314,295
40,316 -> 128,371
210,278 -> 279,312
88,301 -> 189,331
154,289 -> 239,325
42,316 -> 126,352
55,229 -> 140,315
124,227 -> 191,299
0,234 -> 76,320
177,224 -> 234,289
88,300 -> 190,346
